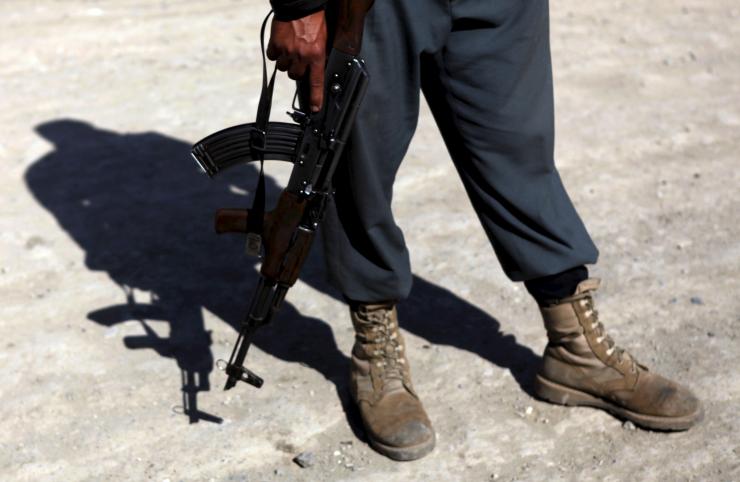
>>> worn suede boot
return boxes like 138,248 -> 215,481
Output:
534,279 -> 703,430
349,302 -> 435,460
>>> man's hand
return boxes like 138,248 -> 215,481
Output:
266,10 -> 327,112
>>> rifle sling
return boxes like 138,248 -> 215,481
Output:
247,10 -> 278,251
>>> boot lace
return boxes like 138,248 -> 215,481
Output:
580,296 -> 639,373
359,309 -> 405,382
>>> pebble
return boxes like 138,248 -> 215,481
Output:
623,421 -> 636,431
690,296 -> 704,305
274,468 -> 284,476
293,452 -> 315,468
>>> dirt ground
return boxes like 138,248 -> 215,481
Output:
1,1 -> 738,481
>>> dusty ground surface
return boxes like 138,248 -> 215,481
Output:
1,1 -> 738,480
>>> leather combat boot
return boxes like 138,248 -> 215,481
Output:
534,278 -> 703,430
349,302 -> 435,460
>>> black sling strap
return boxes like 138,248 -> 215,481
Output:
246,10 -> 278,256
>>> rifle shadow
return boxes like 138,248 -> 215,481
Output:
24,119 -> 538,433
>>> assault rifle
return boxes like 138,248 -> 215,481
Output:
190,0 -> 373,390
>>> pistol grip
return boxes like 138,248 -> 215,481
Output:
214,208 -> 249,234
214,208 -> 275,235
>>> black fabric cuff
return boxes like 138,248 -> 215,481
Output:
524,266 -> 589,306
270,0 -> 327,21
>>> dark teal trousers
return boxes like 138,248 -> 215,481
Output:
321,0 -> 599,302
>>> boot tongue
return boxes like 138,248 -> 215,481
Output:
355,301 -> 395,314
574,278 -> 601,295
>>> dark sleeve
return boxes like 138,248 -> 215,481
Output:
270,0 -> 326,21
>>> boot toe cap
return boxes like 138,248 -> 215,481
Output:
635,373 -> 703,418
661,384 -> 702,418
380,419 -> 434,447
360,392 -> 436,453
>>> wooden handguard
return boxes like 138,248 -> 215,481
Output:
332,0 -> 374,55
215,192 -> 311,286
260,191 -> 309,284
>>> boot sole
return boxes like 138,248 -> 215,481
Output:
368,434 -> 436,462
534,375 -> 704,431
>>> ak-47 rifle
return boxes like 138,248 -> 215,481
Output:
190,0 -> 374,390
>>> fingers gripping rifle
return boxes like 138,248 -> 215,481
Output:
191,1 -> 373,391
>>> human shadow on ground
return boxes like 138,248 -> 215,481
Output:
24,119 -> 539,431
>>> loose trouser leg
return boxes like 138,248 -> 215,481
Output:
421,0 -> 598,281
321,0 -> 449,302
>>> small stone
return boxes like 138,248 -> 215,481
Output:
707,331 -> 715,338
623,421 -> 636,431
25,236 -> 46,250
274,468 -> 284,476
525,406 -> 533,415
690,297 -> 704,305
293,452 -> 315,468
333,450 -> 341,457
